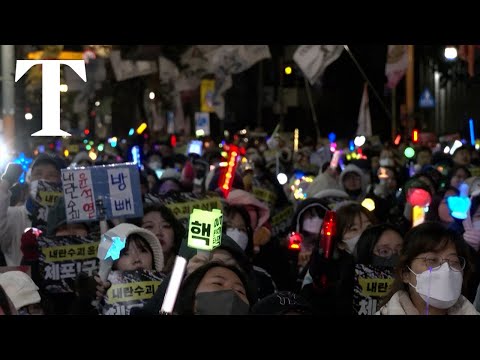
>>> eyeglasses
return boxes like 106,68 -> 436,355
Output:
413,255 -> 466,272
374,247 -> 400,258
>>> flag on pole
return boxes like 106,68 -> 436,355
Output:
356,83 -> 372,137
293,45 -> 344,85
385,45 -> 408,89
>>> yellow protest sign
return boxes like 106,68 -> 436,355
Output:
358,278 -> 394,297
106,280 -> 161,304
188,209 -> 223,251
42,242 -> 99,262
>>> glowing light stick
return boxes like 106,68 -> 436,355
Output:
160,256 -> 187,315
161,208 -> 224,314
447,183 -> 471,220
407,188 -> 432,227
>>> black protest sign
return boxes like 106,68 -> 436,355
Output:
353,264 -> 394,315
101,269 -> 166,315
37,235 -> 99,293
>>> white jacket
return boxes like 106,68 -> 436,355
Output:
0,187 -> 31,266
377,290 -> 480,315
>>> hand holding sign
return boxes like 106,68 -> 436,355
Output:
97,232 -> 126,282
447,183 -> 471,220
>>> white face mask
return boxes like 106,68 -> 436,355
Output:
226,228 -> 249,251
408,262 -> 463,310
29,180 -> 40,199
302,216 -> 323,235
473,220 -> 480,230
343,234 -> 361,254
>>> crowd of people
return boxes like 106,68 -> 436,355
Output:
0,130 -> 479,316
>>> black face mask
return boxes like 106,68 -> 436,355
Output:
371,254 -> 400,268
195,290 -> 250,315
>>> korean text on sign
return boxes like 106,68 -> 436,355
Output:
62,170 -> 97,222
107,168 -> 135,217
187,209 -> 223,251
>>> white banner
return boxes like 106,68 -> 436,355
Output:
109,50 -> 157,82
356,83 -> 372,137
385,45 -> 408,89
293,45 -> 344,85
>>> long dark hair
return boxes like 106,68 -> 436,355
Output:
333,202 -> 377,248
381,221 -> 473,306
143,203 -> 186,256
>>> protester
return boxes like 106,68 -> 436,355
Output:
377,222 -> 479,315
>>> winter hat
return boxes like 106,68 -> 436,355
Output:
339,164 -> 368,193
251,291 -> 313,315
0,271 -> 41,310
226,189 -> 270,229
31,153 -> 67,172
104,223 -> 164,271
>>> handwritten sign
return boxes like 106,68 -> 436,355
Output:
61,163 -> 143,223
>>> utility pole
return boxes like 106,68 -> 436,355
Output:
1,45 -> 15,148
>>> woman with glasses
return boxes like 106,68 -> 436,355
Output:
356,223 -> 404,268
377,222 -> 479,315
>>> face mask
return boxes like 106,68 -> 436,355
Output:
195,290 -> 250,315
343,234 -> 361,254
408,262 -> 463,310
371,254 -> 400,268
473,220 -> 480,230
226,228 -> 249,251
302,216 -> 323,235
29,180 -> 39,199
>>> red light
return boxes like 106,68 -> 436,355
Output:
170,135 -> 177,147
288,232 -> 303,251
412,129 -> 419,143
320,211 -> 337,259
394,134 -> 401,145
407,188 -> 432,207
84,129 -> 90,135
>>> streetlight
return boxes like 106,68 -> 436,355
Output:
444,46 -> 458,61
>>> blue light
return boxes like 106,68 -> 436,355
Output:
470,118 -> 475,146
447,183 -> 471,220
128,128 -> 135,136
131,145 -> 142,169
328,132 -> 336,143
13,152 -> 33,184
104,236 -> 126,260
349,140 -> 355,152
